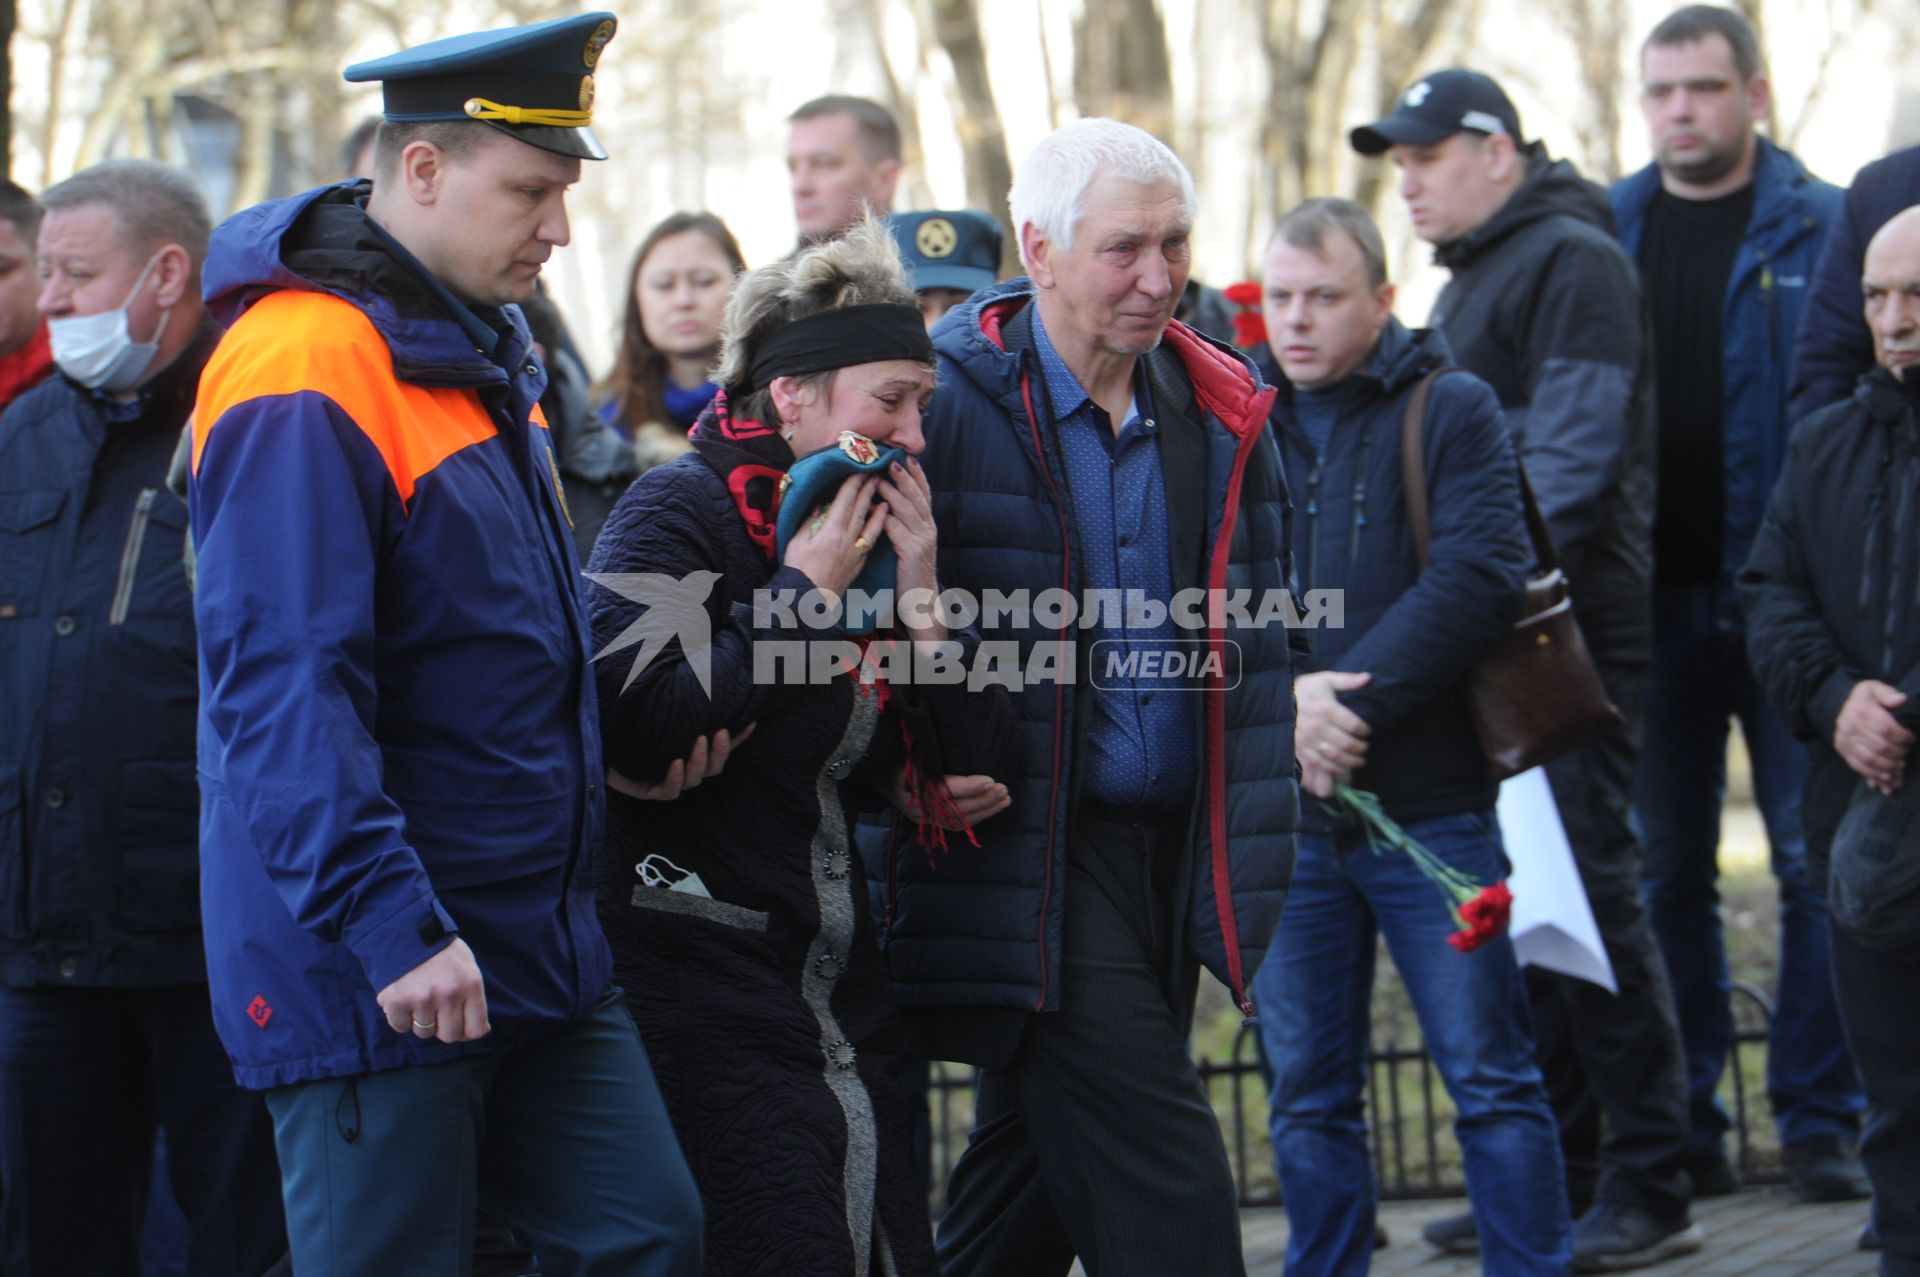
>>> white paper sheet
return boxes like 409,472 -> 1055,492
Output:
1496,767 -> 1617,994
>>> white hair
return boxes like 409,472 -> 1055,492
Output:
1007,118 -> 1197,272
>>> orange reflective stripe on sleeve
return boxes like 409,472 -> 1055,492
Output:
194,290 -> 497,507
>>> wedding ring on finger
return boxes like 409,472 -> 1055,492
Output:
1317,740 -> 1334,758
412,1017 -> 437,1033
853,535 -> 871,554
810,513 -> 825,534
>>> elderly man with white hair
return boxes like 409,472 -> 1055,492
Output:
879,118 -> 1297,1275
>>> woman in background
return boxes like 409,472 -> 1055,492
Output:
595,211 -> 745,474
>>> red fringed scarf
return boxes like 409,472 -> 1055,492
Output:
691,393 -> 978,863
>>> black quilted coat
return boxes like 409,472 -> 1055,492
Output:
586,443 -> 1017,1277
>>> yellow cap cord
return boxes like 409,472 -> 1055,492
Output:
461,97 -> 591,127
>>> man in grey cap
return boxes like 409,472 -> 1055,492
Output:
1352,69 -> 1698,1272
187,13 -> 702,1275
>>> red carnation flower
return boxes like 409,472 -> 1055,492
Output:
1447,882 -> 1514,953
1221,280 -> 1263,306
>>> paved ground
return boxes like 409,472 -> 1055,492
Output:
1238,1187 -> 1877,1275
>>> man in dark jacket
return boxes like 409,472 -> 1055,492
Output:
1249,197 -> 1567,1276
0,160 -> 286,1275
1610,4 -> 1865,1203
189,16 -> 700,1275
1742,204 -> 1920,1277
1791,144 -> 1920,421
1355,70 -> 1698,1270
896,118 -> 1295,1277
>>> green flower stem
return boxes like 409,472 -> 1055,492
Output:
1333,782 -> 1481,922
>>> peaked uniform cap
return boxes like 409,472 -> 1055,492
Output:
344,11 -> 618,160
886,209 -> 1003,294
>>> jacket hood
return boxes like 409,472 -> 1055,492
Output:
1860,363 -> 1920,428
203,181 -> 512,386
1438,144 -> 1615,271
931,276 -> 1273,438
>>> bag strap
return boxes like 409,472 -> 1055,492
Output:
1398,368 -> 1449,571
1400,365 -> 1561,575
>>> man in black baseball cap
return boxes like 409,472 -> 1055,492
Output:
1356,69 -> 1699,1275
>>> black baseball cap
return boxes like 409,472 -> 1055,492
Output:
1350,69 -> 1523,156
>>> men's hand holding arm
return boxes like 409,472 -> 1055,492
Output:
1295,670 -> 1372,798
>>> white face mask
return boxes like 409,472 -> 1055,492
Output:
47,252 -> 171,392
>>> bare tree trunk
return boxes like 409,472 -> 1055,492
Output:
1035,5 -> 1063,131
1732,0 -> 1780,138
40,0 -> 82,187
1072,0 -> 1175,140
928,0 -> 1014,266
1557,0 -> 1625,182
853,0 -> 935,210
1259,0 -> 1360,234
230,73 -> 277,212
0,0 -> 14,178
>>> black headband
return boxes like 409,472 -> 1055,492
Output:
745,303 -> 934,393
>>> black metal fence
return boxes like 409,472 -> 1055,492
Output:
926,980 -> 1780,1210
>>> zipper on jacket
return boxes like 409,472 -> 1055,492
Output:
108,489 -> 159,626
1303,457 -> 1323,587
1348,435 -> 1373,574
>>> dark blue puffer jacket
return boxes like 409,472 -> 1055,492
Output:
886,279 -> 1298,1019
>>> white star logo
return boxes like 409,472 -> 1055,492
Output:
1404,81 -> 1432,107
584,570 -> 722,696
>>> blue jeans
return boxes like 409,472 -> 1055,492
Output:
1255,811 -> 1570,1277
265,987 -> 701,1277
1634,582 -> 1864,1152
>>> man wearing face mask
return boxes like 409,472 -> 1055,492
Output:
0,159 -> 289,1274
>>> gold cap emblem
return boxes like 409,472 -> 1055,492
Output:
583,18 -> 615,70
915,217 -> 958,259
579,75 -> 596,112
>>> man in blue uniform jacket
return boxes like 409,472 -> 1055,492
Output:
188,15 -> 700,1275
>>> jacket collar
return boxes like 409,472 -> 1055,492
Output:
203,182 -> 521,390
945,278 -> 1271,440
1262,318 -> 1451,411
88,317 -> 223,427
1612,136 -> 1819,258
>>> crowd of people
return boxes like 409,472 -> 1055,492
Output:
0,4 -> 1917,1276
